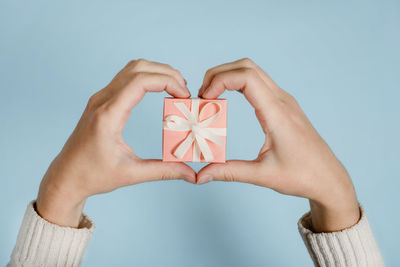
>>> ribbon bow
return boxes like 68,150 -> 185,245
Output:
163,98 -> 226,162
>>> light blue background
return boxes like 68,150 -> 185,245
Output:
1,0 -> 399,266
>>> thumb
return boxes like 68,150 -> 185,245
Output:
197,160 -> 261,185
128,159 -> 197,184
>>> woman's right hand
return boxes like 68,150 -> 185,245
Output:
197,58 -> 360,233
36,59 -> 196,228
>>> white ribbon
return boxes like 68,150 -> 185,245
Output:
163,98 -> 226,162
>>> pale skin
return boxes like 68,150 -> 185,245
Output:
36,58 -> 360,233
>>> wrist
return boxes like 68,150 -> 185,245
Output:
36,177 -> 87,228
309,186 -> 360,232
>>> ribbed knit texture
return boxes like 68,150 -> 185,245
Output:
8,201 -> 384,266
8,200 -> 95,267
298,206 -> 384,267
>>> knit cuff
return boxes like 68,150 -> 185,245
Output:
9,200 -> 95,267
298,205 -> 384,267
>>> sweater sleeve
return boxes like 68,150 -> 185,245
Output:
8,200 -> 95,267
298,205 -> 384,267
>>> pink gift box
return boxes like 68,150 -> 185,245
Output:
162,97 -> 227,163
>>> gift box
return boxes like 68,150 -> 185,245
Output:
162,97 -> 227,163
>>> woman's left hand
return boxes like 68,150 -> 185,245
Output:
197,58 -> 360,232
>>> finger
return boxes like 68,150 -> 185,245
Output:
109,72 -> 190,117
128,59 -> 188,89
196,160 -> 269,186
127,159 -> 197,184
95,72 -> 190,133
89,59 -> 190,113
200,68 -> 281,121
199,58 -> 281,97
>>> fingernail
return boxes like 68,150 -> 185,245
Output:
185,89 -> 191,98
198,85 -> 204,96
200,88 -> 208,98
197,174 -> 213,185
183,175 -> 195,184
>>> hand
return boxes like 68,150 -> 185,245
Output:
197,58 -> 360,232
36,59 -> 196,228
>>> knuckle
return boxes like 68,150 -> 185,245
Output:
283,91 -> 300,106
240,57 -> 254,66
131,58 -> 148,70
91,106 -> 111,129
127,59 -> 136,66
123,60 -> 135,69
87,92 -> 100,111
223,166 -> 235,182
283,90 -> 294,100
136,58 -> 147,65
172,68 -> 182,77
163,63 -> 172,69
160,170 -> 172,181
205,68 -> 214,78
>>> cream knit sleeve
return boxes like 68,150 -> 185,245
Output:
9,200 -> 385,267
8,200 -> 95,267
298,205 -> 384,267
